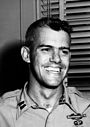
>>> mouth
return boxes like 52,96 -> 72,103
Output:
44,66 -> 62,73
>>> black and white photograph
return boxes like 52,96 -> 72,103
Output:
0,0 -> 90,127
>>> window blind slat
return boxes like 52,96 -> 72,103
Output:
65,14 -> 90,20
41,10 -> 59,15
71,31 -> 90,38
70,61 -> 90,66
71,44 -> 90,50
41,3 -> 59,8
71,57 -> 90,61
72,26 -> 90,31
71,50 -> 90,55
65,7 -> 90,14
69,68 -> 90,74
65,0 -> 90,2
72,38 -> 90,44
66,1 -> 90,7
69,20 -> 90,25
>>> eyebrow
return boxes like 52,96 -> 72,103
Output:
37,45 -> 53,49
37,44 -> 70,50
59,47 -> 70,51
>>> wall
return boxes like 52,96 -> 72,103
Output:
0,0 -> 35,95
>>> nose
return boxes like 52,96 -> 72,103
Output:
50,49 -> 61,63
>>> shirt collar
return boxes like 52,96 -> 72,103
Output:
16,82 -> 37,119
64,85 -> 90,113
16,82 -> 90,119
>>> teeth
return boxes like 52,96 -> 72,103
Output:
45,67 -> 60,72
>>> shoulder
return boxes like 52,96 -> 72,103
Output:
1,89 -> 21,99
67,86 -> 90,112
0,90 -> 21,126
67,86 -> 86,98
68,86 -> 90,99
0,89 -> 21,108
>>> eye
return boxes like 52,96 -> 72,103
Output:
41,48 -> 51,52
61,49 -> 70,55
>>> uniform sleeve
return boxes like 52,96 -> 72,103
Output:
0,90 -> 21,127
0,103 -> 14,127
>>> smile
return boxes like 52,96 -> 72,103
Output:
45,67 -> 61,73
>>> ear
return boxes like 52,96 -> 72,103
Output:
21,46 -> 30,63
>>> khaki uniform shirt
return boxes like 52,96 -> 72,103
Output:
0,83 -> 90,127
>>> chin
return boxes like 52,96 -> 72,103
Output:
41,79 -> 62,89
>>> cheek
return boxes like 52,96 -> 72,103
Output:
36,53 -> 50,64
61,57 -> 70,66
33,54 -> 46,69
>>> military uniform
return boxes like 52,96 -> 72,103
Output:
0,83 -> 90,127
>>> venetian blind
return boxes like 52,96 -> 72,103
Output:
36,0 -> 60,18
64,0 -> 90,87
36,0 -> 90,87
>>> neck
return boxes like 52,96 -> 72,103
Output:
27,77 -> 63,112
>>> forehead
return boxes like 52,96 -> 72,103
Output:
35,27 -> 70,48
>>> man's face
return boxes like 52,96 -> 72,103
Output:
30,27 -> 71,88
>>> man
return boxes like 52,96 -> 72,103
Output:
0,17 -> 90,127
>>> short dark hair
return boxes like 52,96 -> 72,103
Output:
25,17 -> 72,47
